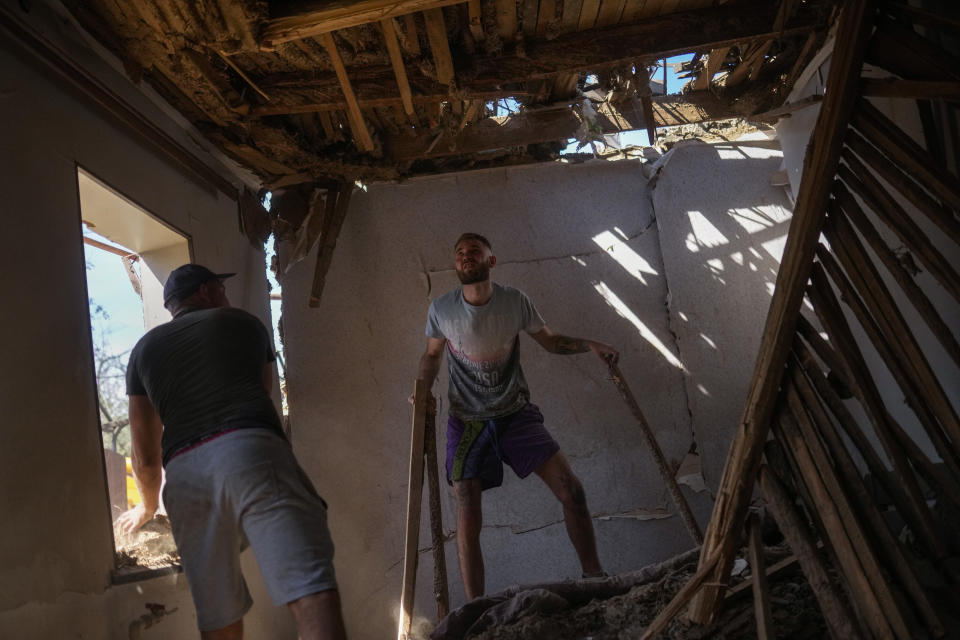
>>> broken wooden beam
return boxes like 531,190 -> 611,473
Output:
746,513 -> 774,640
789,350 -> 946,637
253,2 -> 823,103
832,179 -> 960,370
687,0 -> 876,624
319,32 -> 376,153
262,0 -> 464,48
860,77 -> 960,100
423,8 -> 455,85
608,362 -> 703,545
423,402 -> 450,621
758,463 -> 862,640
398,379 -> 429,640
385,91 -> 737,159
380,18 -> 418,122
309,182 -> 354,307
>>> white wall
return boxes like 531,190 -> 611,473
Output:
280,149 -> 792,639
0,3 -> 292,638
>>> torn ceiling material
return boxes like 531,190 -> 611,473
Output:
46,0 -> 833,185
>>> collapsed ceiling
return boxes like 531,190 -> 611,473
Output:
58,0 -> 833,187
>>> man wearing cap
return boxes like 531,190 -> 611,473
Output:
118,264 -> 345,640
416,233 -> 618,601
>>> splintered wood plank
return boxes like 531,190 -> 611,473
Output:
423,8 -> 455,85
537,0 -> 558,36
686,0 -> 876,625
521,0 -> 539,37
495,0 -> 518,39
468,0 -> 485,41
310,182 -> 354,307
693,46 -> 730,90
595,0 -> 626,27
747,514 -> 774,640
319,32 -> 375,151
758,465 -> 861,640
578,0 -> 602,29
380,18 -> 417,120
398,378 -> 428,639
560,0 -> 584,33
262,0 -> 463,48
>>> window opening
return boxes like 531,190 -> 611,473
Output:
78,167 -> 190,580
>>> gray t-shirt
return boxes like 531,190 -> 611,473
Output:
126,307 -> 284,465
426,283 -> 545,420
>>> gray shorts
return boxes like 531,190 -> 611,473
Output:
164,428 -> 337,631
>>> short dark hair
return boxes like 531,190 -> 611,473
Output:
455,232 -> 491,251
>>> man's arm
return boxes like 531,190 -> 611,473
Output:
529,326 -> 619,363
418,337 -> 447,388
117,395 -> 164,533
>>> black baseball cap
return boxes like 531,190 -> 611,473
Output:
163,264 -> 236,305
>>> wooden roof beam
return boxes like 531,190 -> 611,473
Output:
261,0 -> 463,49
379,18 -> 418,123
319,32 -> 376,152
423,8 -> 455,85
254,1 -> 824,100
386,91 -> 737,160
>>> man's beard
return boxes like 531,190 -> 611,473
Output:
457,261 -> 490,284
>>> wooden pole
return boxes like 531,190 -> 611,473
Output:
607,362 -> 703,545
808,261 -> 952,558
423,402 -> 450,620
687,0 -> 877,623
839,153 -> 960,304
844,129 -> 960,247
832,180 -> 960,370
746,513 -> 774,640
398,379 -> 428,640
774,410 -> 899,639
823,211 -> 960,454
790,349 -> 946,637
758,464 -> 862,640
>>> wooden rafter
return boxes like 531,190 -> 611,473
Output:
692,46 -> 730,90
423,8 -> 455,85
385,91 -> 737,160
319,32 -> 375,152
309,182 -> 354,307
684,0 -> 876,625
261,0 -> 463,49
250,2 -> 822,112
380,18 -> 417,122
251,90 -> 535,116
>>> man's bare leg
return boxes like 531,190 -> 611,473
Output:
201,620 -> 242,640
288,589 -> 347,640
454,478 -> 485,599
534,452 -> 602,575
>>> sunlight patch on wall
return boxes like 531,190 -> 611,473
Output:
592,230 -> 659,284
592,281 -> 685,370
684,211 -> 729,253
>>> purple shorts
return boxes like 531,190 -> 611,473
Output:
446,403 -> 560,490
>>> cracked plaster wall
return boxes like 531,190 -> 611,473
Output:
279,159 -> 775,640
652,137 -> 795,491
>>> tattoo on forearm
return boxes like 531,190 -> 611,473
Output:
554,336 -> 589,354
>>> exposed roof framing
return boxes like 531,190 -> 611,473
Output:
54,0 -> 833,186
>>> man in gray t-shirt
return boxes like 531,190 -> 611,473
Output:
417,233 -> 619,600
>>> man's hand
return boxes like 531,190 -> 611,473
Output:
589,341 -> 619,364
408,390 -> 437,414
117,502 -> 156,533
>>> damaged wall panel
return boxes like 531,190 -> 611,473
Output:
278,160 -> 747,639
652,137 -> 794,492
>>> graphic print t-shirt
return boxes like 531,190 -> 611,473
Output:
426,283 -> 545,420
